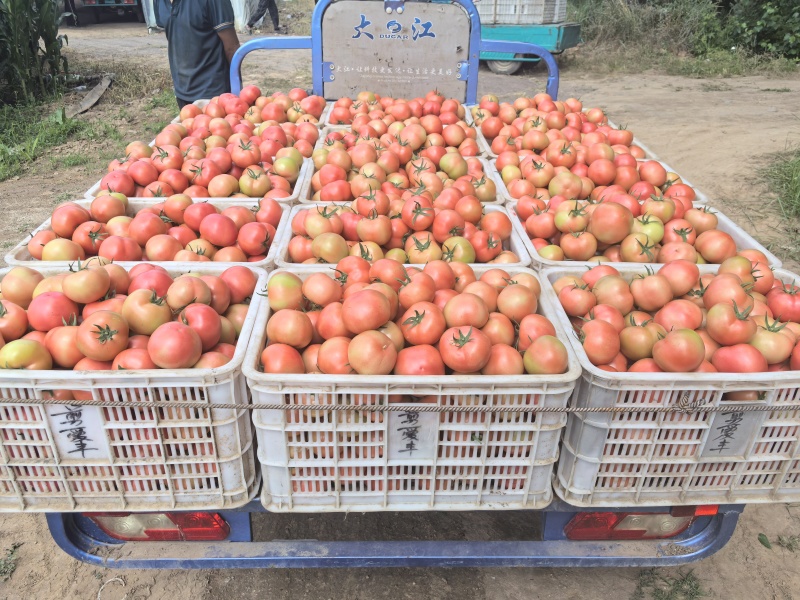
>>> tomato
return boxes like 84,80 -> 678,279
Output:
654,299 -> 703,331
630,273 -> 672,312
200,213 -> 239,247
580,319 -> 620,366
394,344 -> 445,376
2,267 -> 44,309
767,283 -> 800,323
346,330 -> 397,375
27,292 -> 79,332
695,230 -> 737,264
99,236 -> 143,261
496,284 -> 537,322
180,303 -> 223,351
480,344 -> 524,375
558,283 -> 596,317
401,198 -> 435,231
266,309 -> 313,349
51,203 -> 91,238
220,266 -> 258,304
712,344 -> 768,373
703,274 -> 753,310
316,337 -> 354,374
523,336 -> 569,374
44,326 -> 84,368
148,322 -> 203,368
652,329 -> 704,372
706,302 -> 756,346
112,348 -> 157,370
261,343 -> 305,374
750,323 -> 794,365
76,310 -> 129,361
0,300 -> 28,342
399,302 -> 445,346
341,289 -> 391,334
438,326 -> 491,372
0,339 -> 52,370
658,260 -> 699,297
443,293 -> 489,328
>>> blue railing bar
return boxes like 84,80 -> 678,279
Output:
230,37 -> 313,95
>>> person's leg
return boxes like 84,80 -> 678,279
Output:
247,0 -> 269,28
265,0 -> 279,30
176,97 -> 192,109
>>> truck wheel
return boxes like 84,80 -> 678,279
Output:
486,59 -> 523,76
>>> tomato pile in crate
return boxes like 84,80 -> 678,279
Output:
85,86 -> 321,202
543,261 -> 800,506
243,263 -> 580,511
6,197 -> 289,268
0,264 -> 265,511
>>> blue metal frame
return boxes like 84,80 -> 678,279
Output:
229,0 -> 560,101
46,502 -> 743,569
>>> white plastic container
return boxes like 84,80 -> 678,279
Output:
5,198 -> 290,270
0,265 -> 267,512
274,202 -> 530,270
244,266 -> 580,512
84,156 -> 313,203
476,0 -> 567,25
506,201 -> 782,270
542,264 -> 800,507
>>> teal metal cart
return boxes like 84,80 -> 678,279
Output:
481,22 -> 580,74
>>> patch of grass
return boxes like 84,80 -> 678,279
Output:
67,59 -> 174,105
0,542 -> 22,582
762,146 -> 800,218
699,81 -> 731,92
256,70 -> 312,95
631,569 -> 707,600
777,534 -> 800,552
51,153 -> 91,169
146,88 -> 178,112
761,87 -> 792,92
0,104 -> 92,181
561,45 -> 798,78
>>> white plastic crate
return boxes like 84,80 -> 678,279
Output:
83,158 -> 313,203
541,264 -> 800,507
475,0 -> 567,25
0,265 -> 267,512
506,201 -> 782,270
275,202 -> 530,270
243,266 -> 581,512
5,198 -> 290,269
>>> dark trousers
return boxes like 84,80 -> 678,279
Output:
248,0 -> 279,29
176,97 -> 192,109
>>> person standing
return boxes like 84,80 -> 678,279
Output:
247,0 -> 284,33
154,0 -> 241,108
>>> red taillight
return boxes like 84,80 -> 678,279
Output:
85,512 -> 230,541
84,0 -> 96,4
122,0 -> 135,4
565,510 -> 698,541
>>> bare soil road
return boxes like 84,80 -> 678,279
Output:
0,22 -> 799,600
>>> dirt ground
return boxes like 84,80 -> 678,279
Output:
1,21 -> 800,600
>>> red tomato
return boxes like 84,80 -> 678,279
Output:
341,289 -> 391,334
394,344 -> 445,376
438,326 -> 492,372
76,310 -> 130,361
261,343 -> 305,374
712,344 -> 768,373
180,303 -> 223,351
348,330 -> 397,374
652,329 -> 705,372
148,322 -> 202,368
266,309 -> 313,349
523,336 -> 569,374
27,292 -> 79,332
220,266 -> 258,304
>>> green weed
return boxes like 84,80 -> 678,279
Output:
631,569 -> 707,600
761,146 -> 800,218
51,153 -> 90,168
0,542 -> 22,582
777,534 -> 800,552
